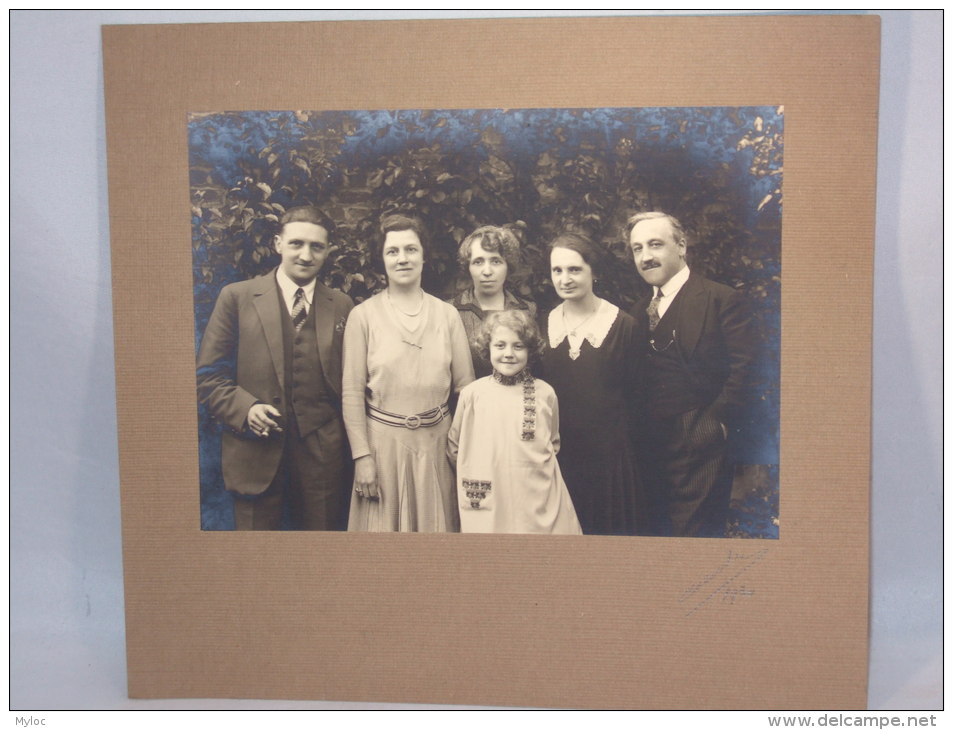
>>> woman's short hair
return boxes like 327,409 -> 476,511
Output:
379,213 -> 428,257
457,225 -> 521,272
548,230 -> 604,277
471,309 -> 546,366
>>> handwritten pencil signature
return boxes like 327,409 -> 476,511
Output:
678,547 -> 768,617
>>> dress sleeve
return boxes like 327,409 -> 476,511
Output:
446,387 -> 469,466
341,304 -> 371,460
448,305 -> 476,394
549,384 -> 561,456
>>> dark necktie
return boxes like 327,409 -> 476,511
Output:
291,288 -> 307,331
647,290 -> 663,332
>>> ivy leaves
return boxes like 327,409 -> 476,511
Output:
190,107 -> 782,325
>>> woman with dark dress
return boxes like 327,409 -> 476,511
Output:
449,225 -> 536,379
542,231 -> 643,535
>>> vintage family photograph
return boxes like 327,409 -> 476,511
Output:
189,106 -> 782,538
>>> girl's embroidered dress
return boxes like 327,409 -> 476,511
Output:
448,370 -> 582,535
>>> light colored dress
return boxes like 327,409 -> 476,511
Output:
343,291 -> 474,532
447,371 -> 582,535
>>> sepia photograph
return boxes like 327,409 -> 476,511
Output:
190,106 -> 782,538
88,13 -> 890,708
13,9 -> 939,714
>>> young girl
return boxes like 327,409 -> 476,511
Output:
447,310 -> 582,534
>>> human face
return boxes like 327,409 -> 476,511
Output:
550,247 -> 594,302
382,229 -> 424,287
468,240 -> 508,299
274,221 -> 330,286
629,217 -> 686,289
489,325 -> 529,378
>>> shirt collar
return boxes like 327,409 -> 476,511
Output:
657,265 -> 690,299
452,287 -> 528,314
276,267 -> 317,308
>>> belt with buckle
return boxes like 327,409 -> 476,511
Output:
366,402 -> 449,430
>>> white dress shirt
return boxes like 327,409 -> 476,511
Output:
275,268 -> 316,317
655,265 -> 690,319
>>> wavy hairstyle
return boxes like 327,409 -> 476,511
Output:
456,224 -> 522,273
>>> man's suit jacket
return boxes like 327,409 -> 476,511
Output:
197,269 -> 354,496
634,271 -> 756,429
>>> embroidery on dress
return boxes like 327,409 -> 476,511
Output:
462,479 -> 492,509
492,369 -> 536,440
520,374 -> 536,441
547,301 -> 620,360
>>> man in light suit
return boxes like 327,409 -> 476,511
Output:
197,206 -> 354,530
627,212 -> 755,537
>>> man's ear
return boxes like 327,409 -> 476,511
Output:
273,234 -> 282,253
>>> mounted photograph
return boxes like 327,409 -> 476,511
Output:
190,106 -> 782,538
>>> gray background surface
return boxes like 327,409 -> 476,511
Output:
10,10 -> 941,710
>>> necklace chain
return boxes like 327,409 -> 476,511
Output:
563,300 -> 600,336
387,290 -> 424,317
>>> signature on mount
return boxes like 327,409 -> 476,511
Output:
678,547 -> 768,617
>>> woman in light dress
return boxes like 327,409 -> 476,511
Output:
343,214 -> 474,532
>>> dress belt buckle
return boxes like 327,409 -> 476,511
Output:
404,414 -> 422,430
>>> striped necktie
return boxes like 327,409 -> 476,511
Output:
291,288 -> 307,331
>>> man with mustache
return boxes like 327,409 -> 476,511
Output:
197,206 -> 354,530
627,212 -> 755,537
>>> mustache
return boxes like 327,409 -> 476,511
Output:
641,262 -> 661,270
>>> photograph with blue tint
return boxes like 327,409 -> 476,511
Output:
190,107 -> 781,538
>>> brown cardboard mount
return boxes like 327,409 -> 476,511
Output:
103,16 -> 878,709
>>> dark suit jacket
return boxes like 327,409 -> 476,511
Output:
197,269 -> 354,496
634,271 -> 756,428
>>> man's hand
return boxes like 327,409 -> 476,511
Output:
246,403 -> 283,438
353,455 -> 379,500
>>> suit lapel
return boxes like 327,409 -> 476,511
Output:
635,291 -> 653,324
251,270 -> 285,390
312,281 -> 337,396
675,272 -> 708,359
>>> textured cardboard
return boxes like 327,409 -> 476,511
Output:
103,15 -> 878,708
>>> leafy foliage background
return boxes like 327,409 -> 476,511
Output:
190,106 -> 782,532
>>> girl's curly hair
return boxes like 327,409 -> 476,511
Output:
471,309 -> 546,366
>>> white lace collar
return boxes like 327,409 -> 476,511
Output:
548,299 -> 619,360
